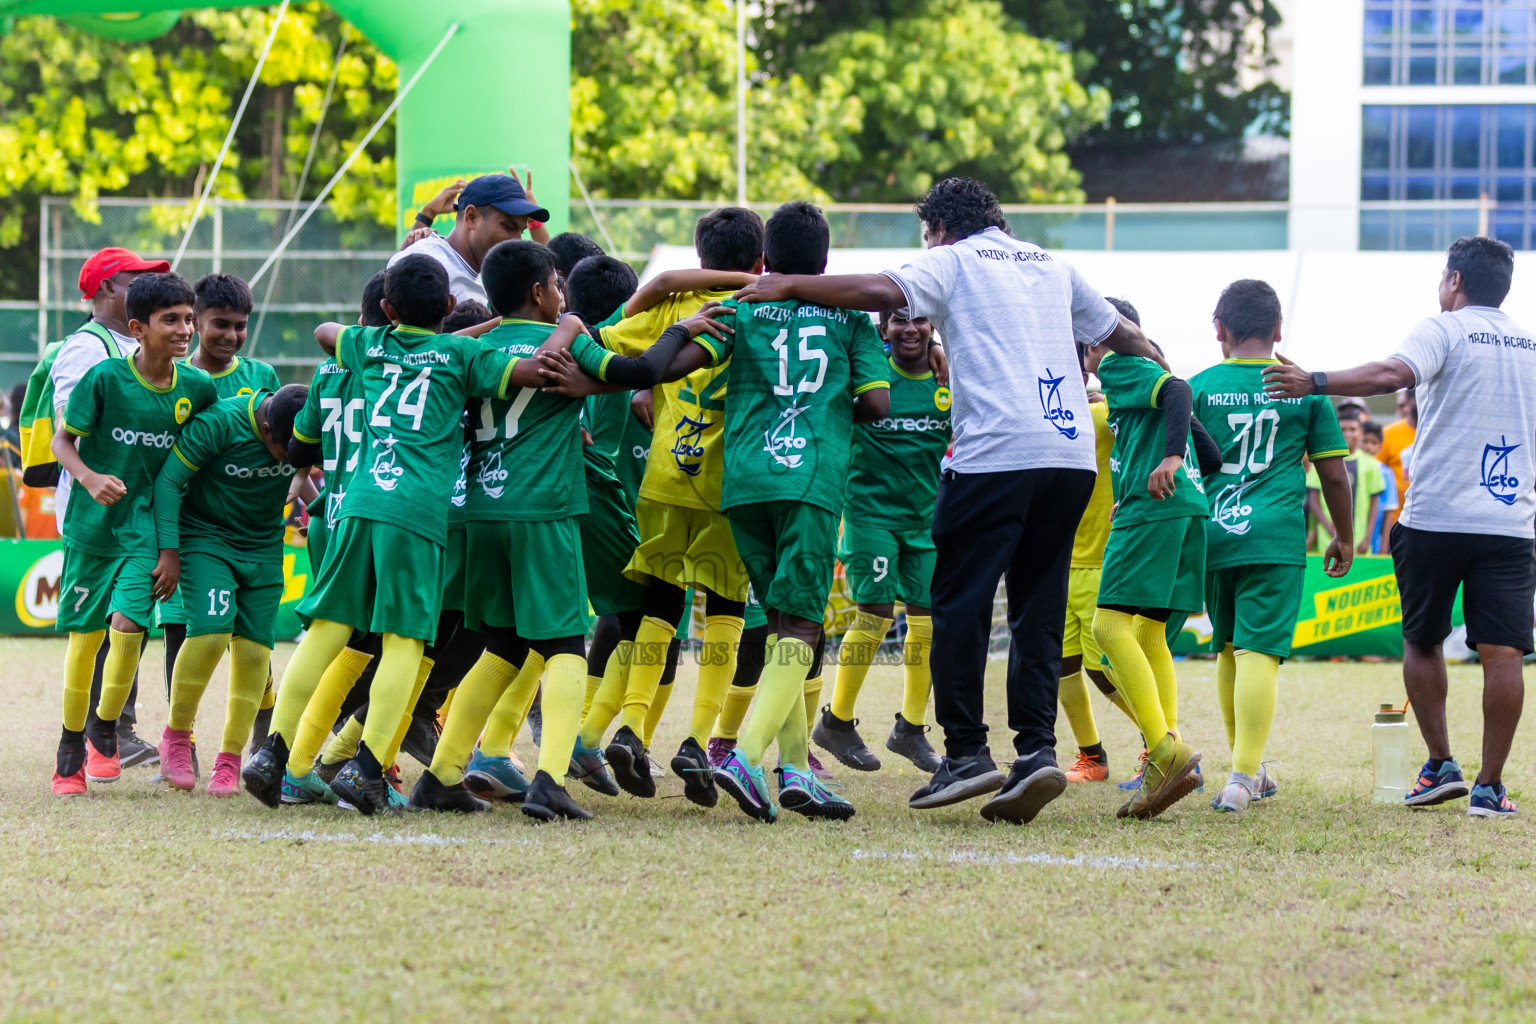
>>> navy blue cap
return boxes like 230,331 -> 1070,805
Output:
455,174 -> 550,222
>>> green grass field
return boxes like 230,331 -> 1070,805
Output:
1,636 -> 1533,1023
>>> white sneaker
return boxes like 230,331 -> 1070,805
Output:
1254,762 -> 1279,801
1212,775 -> 1254,813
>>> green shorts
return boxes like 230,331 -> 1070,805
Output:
1098,515 -> 1206,613
837,520 -> 935,608
744,586 -> 767,630
154,592 -> 187,628
56,545 -> 158,634
581,471 -> 646,617
299,516 -> 444,643
1205,563 -> 1306,659
305,492 -> 334,578
465,517 -> 589,640
442,523 -> 467,614
183,549 -> 283,648
726,500 -> 839,624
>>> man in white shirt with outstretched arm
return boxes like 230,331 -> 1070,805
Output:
1265,236 -> 1536,818
733,177 -> 1163,825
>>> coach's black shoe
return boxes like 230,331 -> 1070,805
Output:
248,706 -> 273,755
886,713 -> 942,773
908,748 -> 1007,810
117,726 -> 159,769
398,712 -> 440,768
330,742 -> 392,817
605,726 -> 656,798
521,770 -> 593,822
241,734 -> 289,808
980,750 -> 1068,825
670,737 -> 719,807
408,769 -> 490,814
811,706 -> 881,772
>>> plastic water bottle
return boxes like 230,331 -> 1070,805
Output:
1372,703 -> 1415,804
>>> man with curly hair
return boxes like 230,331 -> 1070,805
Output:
733,176 -> 1163,825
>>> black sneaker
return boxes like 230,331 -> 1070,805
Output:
979,751 -> 1068,824
810,706 -> 881,772
242,734 -> 289,809
56,726 -> 87,779
669,737 -> 719,807
408,769 -> 490,813
567,739 -> 620,797
84,714 -> 118,760
248,706 -> 273,754
605,725 -> 656,798
117,726 -> 159,769
908,748 -> 1006,810
314,755 -> 346,785
885,713 -> 942,773
398,712 -> 440,768
521,769 -> 593,821
331,742 -> 392,817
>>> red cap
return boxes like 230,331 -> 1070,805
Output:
78,247 -> 170,299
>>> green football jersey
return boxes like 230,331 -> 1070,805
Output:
1098,352 -> 1207,526
448,428 -> 472,527
843,358 -> 952,530
582,390 -> 628,483
1190,358 -> 1349,569
186,353 -> 281,400
695,300 -> 889,514
292,358 -> 364,529
154,390 -> 297,563
615,402 -> 650,508
464,319 -> 587,521
335,323 -> 512,543
61,357 -> 218,557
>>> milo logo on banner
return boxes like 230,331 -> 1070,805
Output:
14,548 -> 64,628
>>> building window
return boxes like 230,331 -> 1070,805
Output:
1361,104 -> 1533,248
1364,1 -> 1536,86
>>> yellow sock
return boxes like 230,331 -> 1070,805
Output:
583,674 -> 602,720
777,684 -> 810,770
323,715 -> 363,764
167,632 -> 231,731
97,626 -> 145,721
260,673 -> 276,710
480,653 -> 544,758
382,656 -> 434,767
1094,662 -> 1138,725
438,686 -> 456,719
688,615 -> 743,744
358,633 -> 426,757
738,637 -> 814,767
1232,650 -> 1281,776
62,631 -> 106,731
579,640 -> 631,747
714,684 -> 756,740
803,672 -> 822,732
644,681 -> 673,748
428,652 -> 518,786
830,611 -> 891,719
1091,609 -> 1167,740
1133,615 -> 1179,738
289,647 -> 374,775
1057,669 -> 1101,749
1216,643 -> 1237,750
536,653 -> 586,776
221,638 -> 271,755
901,614 -> 933,726
620,616 -> 675,734
269,619 -> 354,743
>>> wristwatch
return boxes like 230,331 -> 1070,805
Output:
1310,371 -> 1328,395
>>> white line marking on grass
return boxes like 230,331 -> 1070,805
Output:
216,828 -> 535,848
850,848 -> 1199,871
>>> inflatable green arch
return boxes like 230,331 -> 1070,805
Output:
0,0 -> 571,233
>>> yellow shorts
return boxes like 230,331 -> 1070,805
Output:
1062,565 -> 1103,667
626,496 -> 751,602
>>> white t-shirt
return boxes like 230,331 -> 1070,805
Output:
50,325 -> 139,530
1392,305 -> 1536,538
882,227 -> 1119,473
388,233 -> 486,305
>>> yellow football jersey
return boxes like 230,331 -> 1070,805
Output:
1071,398 -> 1115,568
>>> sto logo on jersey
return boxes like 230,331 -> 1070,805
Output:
671,415 -> 707,477
764,400 -> 809,468
1211,478 -> 1254,535
1481,436 -> 1522,505
478,451 -> 508,499
369,435 -> 404,491
1038,370 -> 1077,439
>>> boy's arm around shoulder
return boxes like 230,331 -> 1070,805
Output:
625,270 -> 758,318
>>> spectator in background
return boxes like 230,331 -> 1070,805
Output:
1305,409 -> 1385,557
1377,388 -> 1417,548
1360,421 -> 1398,553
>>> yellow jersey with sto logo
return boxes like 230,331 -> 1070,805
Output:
600,289 -> 735,511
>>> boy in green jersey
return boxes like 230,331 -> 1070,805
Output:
817,309 -> 950,774
49,273 -> 218,796
1088,334 -> 1216,820
242,254 -> 516,816
1190,279 -> 1355,813
151,384 -> 309,797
